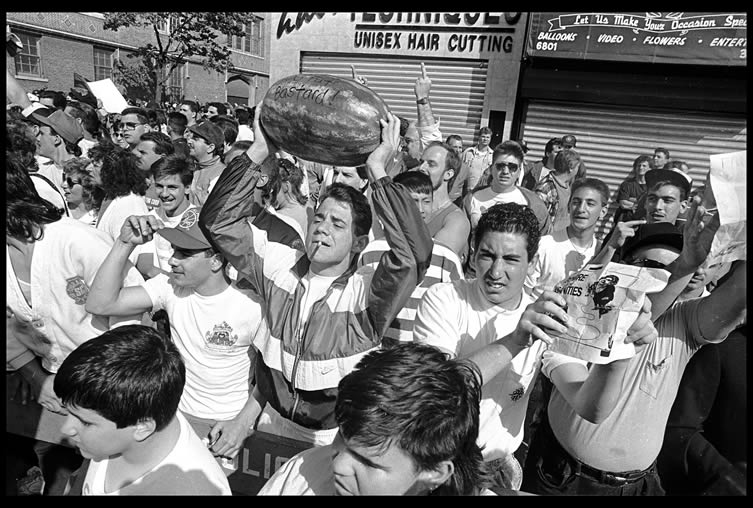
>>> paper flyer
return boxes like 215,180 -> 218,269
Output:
703,151 -> 746,266
548,262 -> 669,364
86,78 -> 129,114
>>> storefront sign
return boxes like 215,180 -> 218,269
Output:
527,12 -> 746,65
276,12 -> 523,56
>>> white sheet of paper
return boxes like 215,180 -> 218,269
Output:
709,150 -> 746,225
86,78 -> 129,114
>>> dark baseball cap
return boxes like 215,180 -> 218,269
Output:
156,208 -> 212,250
645,168 -> 692,196
187,121 -> 224,151
561,134 -> 577,148
621,222 -> 684,260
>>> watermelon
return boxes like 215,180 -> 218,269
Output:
259,74 -> 392,166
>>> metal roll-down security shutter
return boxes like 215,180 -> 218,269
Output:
520,100 -> 747,241
301,52 -> 488,148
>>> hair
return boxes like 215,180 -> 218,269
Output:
654,147 -> 670,159
474,202 -> 540,261
570,177 -> 610,207
54,325 -> 185,431
553,148 -> 581,174
445,134 -> 463,146
87,138 -> 116,164
207,102 -> 228,116
180,99 -> 199,114
138,131 -> 175,156
235,107 -> 250,125
630,154 -> 653,179
146,108 -> 167,130
120,107 -> 150,125
669,160 -> 688,172
64,159 -> 104,212
543,137 -> 563,162
99,146 -> 149,199
479,126 -> 493,137
38,89 -> 67,110
66,100 -> 103,139
336,343 -> 491,496
648,179 -> 688,201
274,158 -> 309,206
6,151 -> 64,241
317,182 -> 372,238
211,115 -> 239,148
152,154 -> 195,187
6,119 -> 38,171
425,141 -> 461,192
167,111 -> 188,136
492,140 -> 525,165
393,170 -> 433,196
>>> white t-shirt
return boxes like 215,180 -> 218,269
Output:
82,412 -> 231,495
96,193 -> 150,242
414,281 -> 545,461
468,186 -> 528,229
525,228 -> 597,299
236,124 -> 254,142
78,138 -> 98,159
142,274 -> 267,420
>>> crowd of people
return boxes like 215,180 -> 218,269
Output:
5,60 -> 746,497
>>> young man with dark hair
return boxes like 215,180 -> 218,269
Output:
210,114 -> 239,155
64,100 -> 102,159
55,325 -> 231,495
167,111 -> 190,158
445,134 -> 471,203
259,343 -> 494,495
522,137 -> 562,191
198,109 -> 433,446
205,101 -> 228,120
415,202 -> 657,491
119,107 -> 153,149
525,178 -> 611,299
653,147 -> 671,169
359,171 -> 464,346
186,121 -> 226,207
179,100 -> 199,127
234,107 -> 254,142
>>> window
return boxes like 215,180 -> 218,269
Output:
93,47 -> 114,81
14,32 -> 43,77
157,15 -> 180,34
166,63 -> 185,104
228,17 -> 264,57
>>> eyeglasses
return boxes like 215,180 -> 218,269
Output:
493,162 -> 520,173
65,178 -> 81,188
121,122 -> 143,131
631,258 -> 667,269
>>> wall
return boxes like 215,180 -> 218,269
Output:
269,12 -> 528,140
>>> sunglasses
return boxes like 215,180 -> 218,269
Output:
631,258 -> 667,269
65,178 -> 81,187
122,122 -> 143,131
493,161 -> 520,173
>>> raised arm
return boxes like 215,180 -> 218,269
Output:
365,114 -> 434,338
414,62 -> 442,146
86,215 -> 160,317
694,260 -> 745,344
588,219 -> 646,266
198,105 -> 281,293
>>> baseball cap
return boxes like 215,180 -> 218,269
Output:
156,208 -> 212,250
645,168 -> 692,196
187,121 -> 224,151
621,222 -> 684,260
561,134 -> 577,148
30,109 -> 84,145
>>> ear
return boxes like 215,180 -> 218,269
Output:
443,167 -> 455,181
679,198 -> 689,214
351,233 -> 370,256
208,252 -> 224,273
256,173 -> 269,188
132,418 -> 157,442
417,460 -> 454,493
599,204 -> 609,220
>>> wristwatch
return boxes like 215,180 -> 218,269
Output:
416,97 -> 429,105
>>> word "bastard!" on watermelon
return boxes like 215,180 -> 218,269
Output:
260,74 -> 392,167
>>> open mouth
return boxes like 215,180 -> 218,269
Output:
485,280 -> 505,290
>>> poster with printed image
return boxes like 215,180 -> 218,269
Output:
548,262 -> 669,364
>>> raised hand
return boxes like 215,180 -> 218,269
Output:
681,195 -> 721,268
350,64 -> 368,86
511,290 -> 570,348
607,219 -> 646,249
118,215 -> 165,246
624,296 -> 657,352
414,62 -> 431,99
366,113 -> 401,179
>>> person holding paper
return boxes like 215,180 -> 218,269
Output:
521,199 -> 746,496
413,202 -> 657,492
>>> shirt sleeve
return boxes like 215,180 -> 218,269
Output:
417,119 -> 442,149
140,273 -> 173,312
413,284 -> 461,357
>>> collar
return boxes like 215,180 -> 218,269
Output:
198,155 -> 221,169
550,172 -> 570,188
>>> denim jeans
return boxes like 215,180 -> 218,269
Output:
521,412 -> 665,496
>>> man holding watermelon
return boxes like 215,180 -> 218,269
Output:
199,102 -> 433,446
